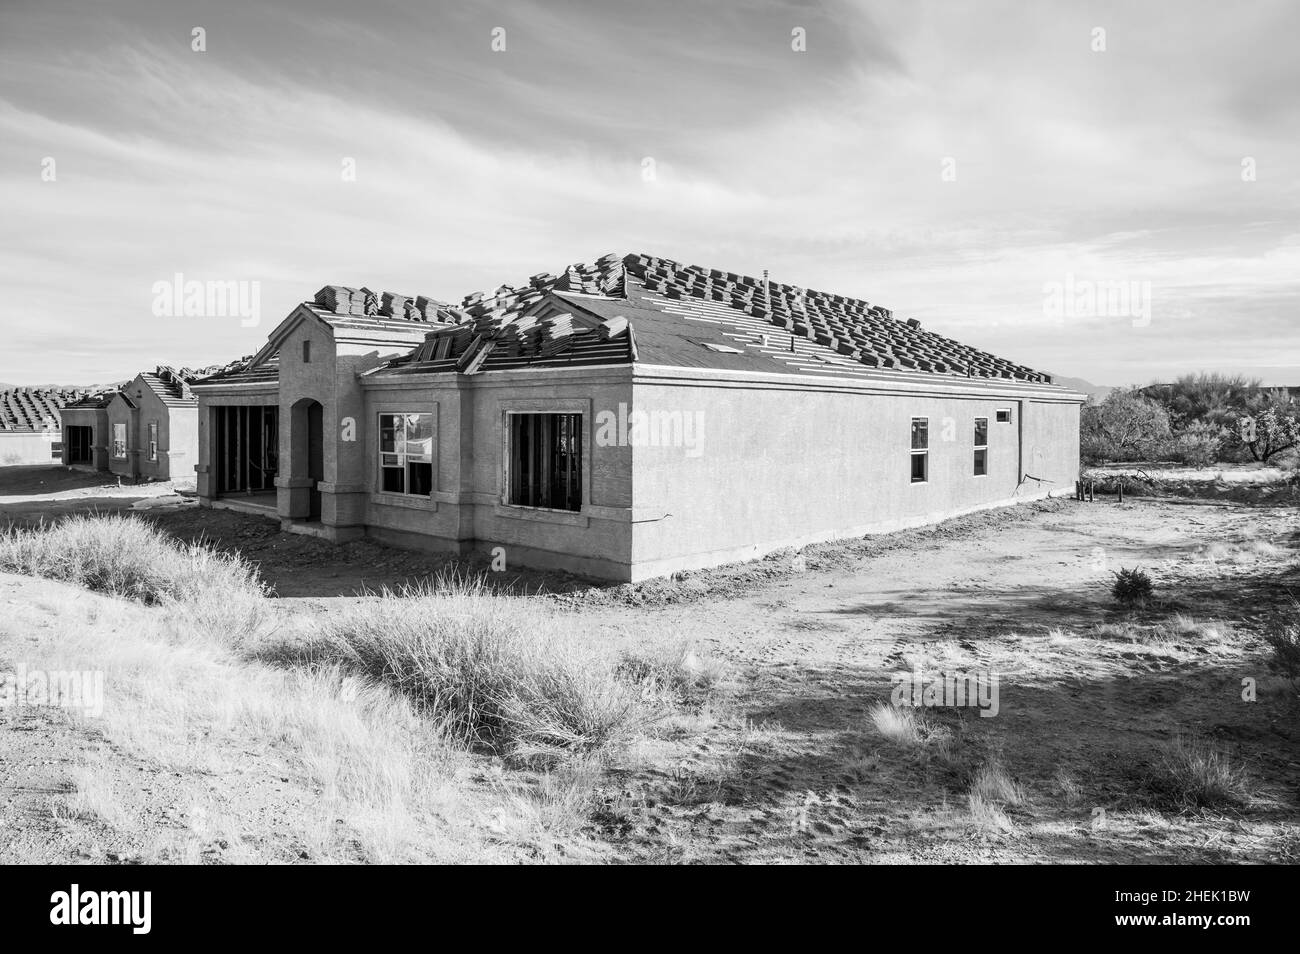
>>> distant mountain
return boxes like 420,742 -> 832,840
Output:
1050,374 -> 1113,402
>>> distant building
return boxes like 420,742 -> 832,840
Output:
61,368 -> 207,481
0,388 -> 85,465
194,253 -> 1084,581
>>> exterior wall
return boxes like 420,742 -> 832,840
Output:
59,407 -> 110,470
160,406 -> 198,482
0,431 -> 61,465
625,370 -> 1083,580
193,325 -> 1083,583
360,369 -> 635,578
106,396 -> 137,479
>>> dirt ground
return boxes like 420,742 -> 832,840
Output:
2,464 -> 1298,863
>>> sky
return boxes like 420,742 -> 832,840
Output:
1,0 -> 1297,386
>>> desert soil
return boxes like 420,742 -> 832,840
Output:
2,465 -> 1297,863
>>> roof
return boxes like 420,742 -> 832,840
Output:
195,353 -> 281,387
0,387 -> 85,432
370,253 -> 1060,387
63,391 -> 115,410
137,366 -> 205,407
197,287 -> 450,387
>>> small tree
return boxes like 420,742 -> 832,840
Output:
1235,391 -> 1300,463
1081,390 -> 1172,463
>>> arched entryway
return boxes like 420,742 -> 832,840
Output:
290,398 -> 324,520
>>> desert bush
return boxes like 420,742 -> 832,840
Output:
1165,420 -> 1226,466
1080,391 -> 1172,463
1149,737 -> 1252,809
1153,372 -> 1258,430
317,574 -> 647,763
1111,567 -> 1153,607
0,515 -> 267,647
1235,392 -> 1300,463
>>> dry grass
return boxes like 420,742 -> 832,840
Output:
869,703 -> 931,747
6,580 -> 532,863
312,574 -> 650,764
0,515 -> 268,648
617,643 -> 728,708
969,760 -> 1025,807
1147,736 -> 1254,810
1093,614 -> 1230,646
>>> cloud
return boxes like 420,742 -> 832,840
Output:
0,0 -> 1297,384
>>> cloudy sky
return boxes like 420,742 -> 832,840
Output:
2,0 -> 1297,386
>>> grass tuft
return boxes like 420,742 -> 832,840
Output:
315,573 -> 649,763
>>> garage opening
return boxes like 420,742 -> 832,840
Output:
216,405 -> 279,495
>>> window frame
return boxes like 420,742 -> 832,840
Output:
973,416 -> 989,477
504,411 -> 584,512
995,408 -> 1012,424
910,416 -> 929,484
111,422 -> 127,459
376,411 -> 435,497
147,421 -> 158,462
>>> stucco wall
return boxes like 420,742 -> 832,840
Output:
106,396 -> 135,478
626,370 -> 1082,579
0,431 -> 61,465
361,369 -> 635,577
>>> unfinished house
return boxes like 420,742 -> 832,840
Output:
59,391 -> 114,470
195,254 -> 1084,581
91,368 -> 202,481
0,388 -> 86,465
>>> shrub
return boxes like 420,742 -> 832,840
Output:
1166,420 -> 1225,466
0,515 -> 267,647
317,574 -> 647,763
1150,737 -> 1252,809
1111,567 -> 1153,607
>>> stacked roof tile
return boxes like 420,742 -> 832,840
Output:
374,253 -> 1051,383
0,387 -> 86,432
199,254 -> 1057,388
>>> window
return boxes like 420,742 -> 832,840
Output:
910,417 -> 928,483
974,417 -> 988,476
996,408 -> 1011,423
378,413 -> 433,496
302,340 -> 311,363
508,413 -> 582,511
148,422 -> 158,461
112,423 -> 126,459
